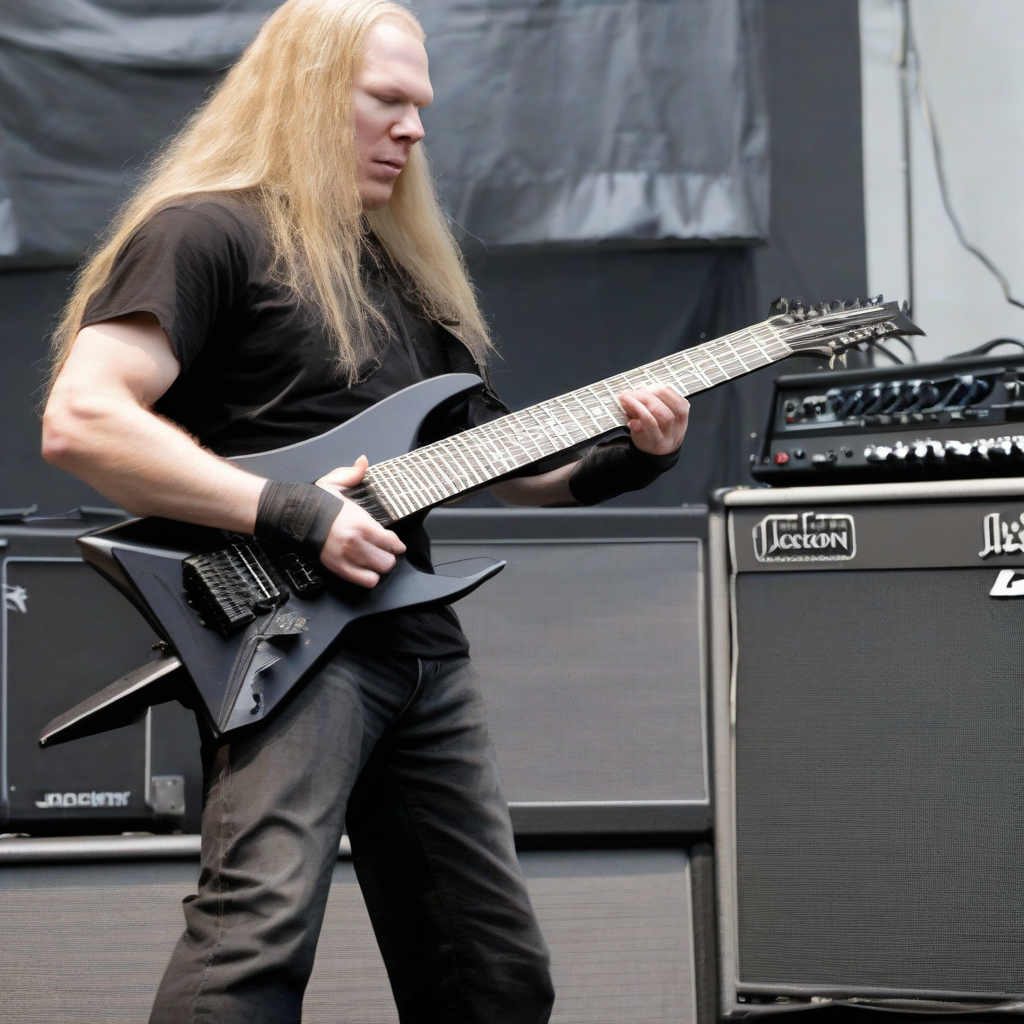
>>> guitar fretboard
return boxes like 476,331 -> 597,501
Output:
358,322 -> 793,523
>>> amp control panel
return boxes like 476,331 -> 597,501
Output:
752,353 -> 1024,485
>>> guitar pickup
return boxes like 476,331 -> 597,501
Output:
265,547 -> 325,598
183,539 -> 325,635
183,540 -> 287,634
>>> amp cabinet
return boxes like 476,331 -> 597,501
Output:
1,510 -> 202,833
709,479 -> 1024,1014
428,507 -> 710,835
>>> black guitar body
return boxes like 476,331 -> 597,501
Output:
47,374 -> 504,744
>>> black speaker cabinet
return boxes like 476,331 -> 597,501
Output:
427,507 -> 710,835
709,479 -> 1024,1013
0,835 -> 716,1024
1,512 -> 202,833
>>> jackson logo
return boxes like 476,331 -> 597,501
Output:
979,512 -> 1024,558
752,511 -> 856,562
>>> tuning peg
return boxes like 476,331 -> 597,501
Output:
902,300 -> 910,313
851,298 -> 862,308
833,300 -> 847,310
768,297 -> 790,316
868,294 -> 883,305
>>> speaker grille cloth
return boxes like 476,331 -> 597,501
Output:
734,567 -> 1024,997
0,850 -> 695,1023
435,540 -> 705,803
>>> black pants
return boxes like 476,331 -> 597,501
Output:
150,650 -> 555,1024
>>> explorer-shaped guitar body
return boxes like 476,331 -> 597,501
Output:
52,374 -> 504,742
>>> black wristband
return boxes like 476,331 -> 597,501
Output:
568,437 -> 681,506
254,480 -> 344,557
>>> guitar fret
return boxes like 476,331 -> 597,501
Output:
460,436 -> 491,484
537,404 -> 576,447
571,391 -> 602,431
409,449 -> 450,502
442,439 -> 479,485
430,444 -> 468,491
652,359 -> 691,395
744,327 -> 773,362
582,386 -> 624,428
678,351 -> 714,389
492,419 -> 537,465
391,469 -> 425,515
552,397 -> 588,441
557,393 -> 589,438
505,411 -> 545,461
702,344 -> 733,379
479,425 -> 518,473
720,336 -> 751,372
524,406 -> 570,453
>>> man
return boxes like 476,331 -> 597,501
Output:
42,1 -> 689,1021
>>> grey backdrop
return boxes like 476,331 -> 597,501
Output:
0,0 -> 766,254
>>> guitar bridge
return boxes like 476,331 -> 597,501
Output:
183,539 -> 323,635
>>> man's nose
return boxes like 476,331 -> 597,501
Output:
393,107 -> 425,144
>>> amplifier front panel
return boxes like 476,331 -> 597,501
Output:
3,557 -> 159,825
729,560 -> 1024,999
434,535 -> 707,832
0,849 -> 700,1024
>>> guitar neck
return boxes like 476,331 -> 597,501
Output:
359,322 -> 793,523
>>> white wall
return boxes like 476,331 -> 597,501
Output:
860,0 -> 1024,361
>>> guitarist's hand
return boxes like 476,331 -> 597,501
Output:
618,385 -> 690,455
315,457 -> 406,588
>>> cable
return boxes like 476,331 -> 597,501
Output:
905,7 -> 1024,313
943,337 -> 1024,360
890,335 -> 918,361
870,341 -> 904,365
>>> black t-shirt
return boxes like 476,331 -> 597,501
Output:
82,195 -> 509,657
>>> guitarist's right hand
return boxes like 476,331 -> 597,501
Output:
315,456 -> 407,588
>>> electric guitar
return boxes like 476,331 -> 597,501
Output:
40,296 -> 920,747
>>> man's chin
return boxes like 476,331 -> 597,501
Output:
359,182 -> 396,211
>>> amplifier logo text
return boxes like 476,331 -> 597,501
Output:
990,569 -> 1024,597
979,512 -> 1024,558
34,791 -> 131,810
752,511 -> 856,562
3,584 -> 27,614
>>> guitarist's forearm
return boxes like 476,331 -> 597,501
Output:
43,380 -> 264,531
490,462 -> 578,506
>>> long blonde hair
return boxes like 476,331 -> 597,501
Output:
49,0 -> 491,387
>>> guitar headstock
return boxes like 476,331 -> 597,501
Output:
768,295 -> 923,367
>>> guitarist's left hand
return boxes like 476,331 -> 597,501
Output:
618,385 -> 689,456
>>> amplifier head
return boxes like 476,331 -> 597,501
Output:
753,353 -> 1024,485
710,479 -> 1024,1014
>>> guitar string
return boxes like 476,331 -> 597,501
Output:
363,313 -> 887,519
363,324 -> 795,518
